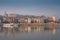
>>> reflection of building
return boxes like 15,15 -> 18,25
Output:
52,28 -> 56,35
27,26 -> 31,32
31,26 -> 44,32
45,28 -> 56,35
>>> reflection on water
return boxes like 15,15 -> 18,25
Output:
0,26 -> 60,40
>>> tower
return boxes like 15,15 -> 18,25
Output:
4,11 -> 8,18
3,11 -> 8,22
52,17 -> 56,22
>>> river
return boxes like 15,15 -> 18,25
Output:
0,26 -> 60,40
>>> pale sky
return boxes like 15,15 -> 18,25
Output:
0,0 -> 60,17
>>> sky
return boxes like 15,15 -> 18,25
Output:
0,0 -> 60,17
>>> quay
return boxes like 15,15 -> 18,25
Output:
20,23 -> 60,28
0,23 -> 60,32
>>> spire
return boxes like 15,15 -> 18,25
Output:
5,11 -> 6,14
4,11 -> 8,17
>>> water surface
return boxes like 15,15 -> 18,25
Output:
0,27 -> 60,40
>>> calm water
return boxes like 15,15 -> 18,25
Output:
0,27 -> 60,40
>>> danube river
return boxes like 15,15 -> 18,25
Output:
0,26 -> 60,40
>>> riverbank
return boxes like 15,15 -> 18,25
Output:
20,23 -> 60,28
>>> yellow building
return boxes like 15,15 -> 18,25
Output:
18,18 -> 28,23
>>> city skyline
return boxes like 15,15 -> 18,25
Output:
0,0 -> 60,18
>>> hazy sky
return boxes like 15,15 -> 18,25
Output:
0,0 -> 60,17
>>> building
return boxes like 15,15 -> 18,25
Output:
27,18 -> 31,24
31,18 -> 39,23
8,14 -> 18,23
3,12 -> 9,23
18,18 -> 28,23
0,15 -> 3,26
47,17 -> 56,22
0,15 -> 3,31
31,17 -> 45,23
